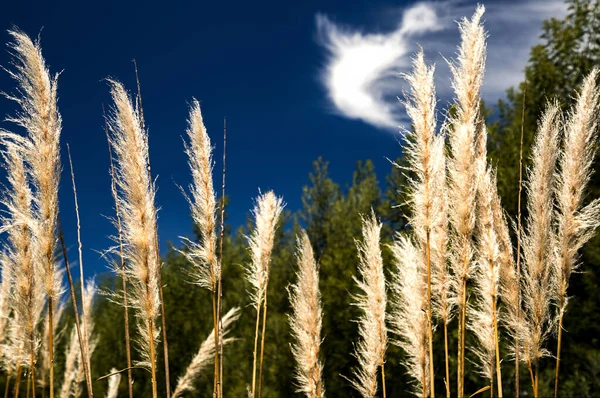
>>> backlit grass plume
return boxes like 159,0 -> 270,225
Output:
105,369 -> 121,398
171,307 -> 240,398
389,236 -> 429,397
180,98 -> 219,291
493,184 -> 524,379
401,49 -> 451,397
445,6 -> 487,395
469,168 -> 502,396
246,190 -> 284,398
4,28 -> 63,396
0,142 -> 45,389
107,79 -> 161,398
349,211 -> 387,398
73,280 -> 98,398
553,68 -> 600,396
61,280 -> 95,398
288,231 -> 324,398
179,98 -> 223,395
521,102 -> 560,397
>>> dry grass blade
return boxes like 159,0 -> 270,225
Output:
349,211 -> 387,398
39,281 -> 65,391
554,68 -> 600,396
171,307 -> 240,398
389,236 -> 429,397
288,231 -> 324,398
106,79 -> 161,398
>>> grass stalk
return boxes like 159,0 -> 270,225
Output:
67,144 -> 93,388
217,117 -> 227,398
57,216 -> 93,397
554,307 -> 564,398
426,233 -> 434,398
148,318 -> 158,398
13,364 -> 21,398
444,323 -> 450,398
258,292 -> 268,398
4,374 -> 10,398
29,343 -> 35,398
212,289 -> 220,397
251,302 -> 262,397
493,299 -> 502,397
515,85 -> 526,398
48,302 -> 53,398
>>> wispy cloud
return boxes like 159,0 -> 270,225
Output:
316,0 -> 567,131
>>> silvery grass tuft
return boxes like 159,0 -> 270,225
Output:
389,236 -> 428,397
105,369 -> 121,398
180,98 -> 219,291
553,68 -> 600,396
178,98 -> 223,394
0,142 -> 45,387
349,211 -> 387,398
172,307 -> 240,398
494,182 -> 524,381
288,231 -> 324,398
521,102 -> 560,397
3,28 -> 63,396
61,279 -> 97,398
445,6 -> 487,395
73,280 -> 98,398
107,79 -> 161,398
469,167 -> 502,396
400,49 -> 450,398
245,190 -> 284,398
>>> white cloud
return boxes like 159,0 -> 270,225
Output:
316,0 -> 567,131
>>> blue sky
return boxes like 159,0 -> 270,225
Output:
0,0 -> 566,278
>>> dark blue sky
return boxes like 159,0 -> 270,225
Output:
0,0 -> 564,278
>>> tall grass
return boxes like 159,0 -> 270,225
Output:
445,7 -> 487,396
106,79 -> 161,398
0,5 -> 598,398
245,191 -> 284,398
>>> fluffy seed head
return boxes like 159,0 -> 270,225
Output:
389,236 -> 429,396
349,211 -> 387,398
288,231 -> 324,398
245,191 -> 285,309
555,68 -> 600,316
172,307 -> 240,398
180,99 -> 219,291
107,79 -> 161,368
521,102 -> 561,364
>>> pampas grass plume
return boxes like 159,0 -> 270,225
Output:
288,231 -> 324,398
